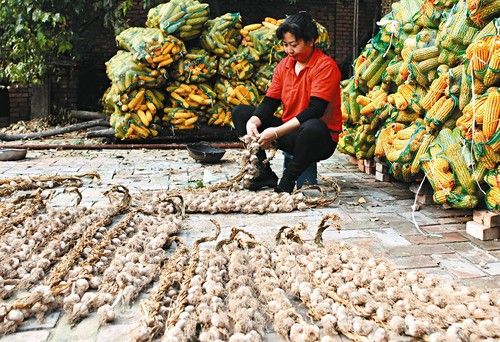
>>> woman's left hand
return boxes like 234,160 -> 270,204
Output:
258,127 -> 278,148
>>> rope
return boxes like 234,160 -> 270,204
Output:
411,174 -> 442,238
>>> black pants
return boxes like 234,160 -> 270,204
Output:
232,105 -> 337,179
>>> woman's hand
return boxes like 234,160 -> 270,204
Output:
246,116 -> 262,138
246,121 -> 260,138
258,127 -> 279,148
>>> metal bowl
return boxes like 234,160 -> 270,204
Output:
0,148 -> 27,161
186,143 -> 225,163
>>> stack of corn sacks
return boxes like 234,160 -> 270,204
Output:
103,1 -> 333,136
339,0 -> 499,209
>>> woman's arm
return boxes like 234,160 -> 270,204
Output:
257,96 -> 329,146
246,96 -> 281,137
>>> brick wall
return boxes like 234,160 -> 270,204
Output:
381,0 -> 397,15
7,85 -> 31,123
50,62 -> 79,111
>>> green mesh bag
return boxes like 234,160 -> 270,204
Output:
170,48 -> 218,83
105,51 -> 162,94
146,0 -> 209,40
116,28 -> 186,69
201,13 -> 242,58
253,62 -> 277,94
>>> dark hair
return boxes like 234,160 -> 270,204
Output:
276,12 -> 318,43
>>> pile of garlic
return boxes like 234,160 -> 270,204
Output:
129,217 -> 498,341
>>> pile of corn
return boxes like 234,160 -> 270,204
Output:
339,0 -> 499,209
103,2 -> 331,138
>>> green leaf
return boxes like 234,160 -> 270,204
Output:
58,40 -> 72,54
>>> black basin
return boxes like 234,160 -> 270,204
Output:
186,143 -> 225,163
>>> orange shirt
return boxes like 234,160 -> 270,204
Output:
266,48 -> 342,141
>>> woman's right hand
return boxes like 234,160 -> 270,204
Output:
246,116 -> 261,138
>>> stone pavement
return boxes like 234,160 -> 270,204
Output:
0,147 -> 498,341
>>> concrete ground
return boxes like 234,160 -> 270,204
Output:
0,146 -> 498,341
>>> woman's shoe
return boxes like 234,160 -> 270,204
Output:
274,172 -> 297,194
248,167 -> 278,190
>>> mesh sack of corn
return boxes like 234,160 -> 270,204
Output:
314,21 -> 330,52
467,0 -> 500,27
162,107 -> 200,130
387,83 -> 425,120
457,88 -> 499,142
353,124 -> 377,159
386,121 -> 429,182
102,87 -> 120,114
170,48 -> 218,83
420,128 -> 479,208
105,51 -> 164,94
253,62 -> 277,94
146,0 -> 209,40
337,127 -> 357,156
166,82 -> 216,110
413,0 -> 443,29
218,50 -> 257,81
484,165 -> 500,210
110,111 -> 160,140
247,18 -> 289,62
207,103 -> 233,127
107,87 -> 165,139
465,36 -> 499,88
214,78 -> 260,107
341,79 -> 361,125
116,28 -> 186,71
201,13 -> 242,58
392,0 -> 425,26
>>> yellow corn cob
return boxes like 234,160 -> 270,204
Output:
433,190 -> 448,204
398,84 -> 415,103
425,96 -> 448,120
484,50 -> 500,87
128,89 -> 145,111
412,46 -> 440,62
410,133 -> 435,174
418,57 -> 440,73
431,97 -> 455,126
356,95 -> 372,106
473,78 -> 487,95
396,126 -> 416,140
483,89 -> 500,140
360,92 -> 387,115
440,129 -> 475,194
473,130 -> 499,169
486,187 -> 500,207
420,73 -> 448,110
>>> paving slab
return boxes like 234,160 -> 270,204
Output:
0,330 -> 50,342
431,253 -> 487,279
391,255 -> 440,269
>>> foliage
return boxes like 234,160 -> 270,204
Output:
0,0 -> 154,85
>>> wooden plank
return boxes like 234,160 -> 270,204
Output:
473,210 -> 500,228
466,221 -> 500,240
